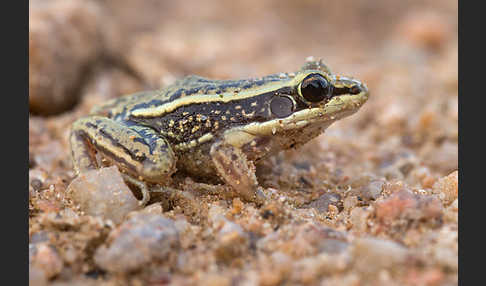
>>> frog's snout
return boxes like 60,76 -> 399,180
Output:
356,81 -> 368,94
331,76 -> 369,105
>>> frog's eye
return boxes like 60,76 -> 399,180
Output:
299,74 -> 333,103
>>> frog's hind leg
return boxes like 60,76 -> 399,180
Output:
70,116 -> 177,205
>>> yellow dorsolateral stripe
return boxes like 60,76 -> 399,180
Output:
130,72 -> 316,118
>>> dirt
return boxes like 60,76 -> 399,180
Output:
29,0 -> 458,285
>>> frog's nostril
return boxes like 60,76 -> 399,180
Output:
350,85 -> 361,95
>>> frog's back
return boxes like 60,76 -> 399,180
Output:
159,74 -> 287,102
90,74 -> 287,120
89,90 -> 166,119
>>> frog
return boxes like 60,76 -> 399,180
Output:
70,59 -> 369,206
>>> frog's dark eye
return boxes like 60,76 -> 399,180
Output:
299,74 -> 332,103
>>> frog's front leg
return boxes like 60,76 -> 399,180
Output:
210,141 -> 265,205
70,116 -> 177,205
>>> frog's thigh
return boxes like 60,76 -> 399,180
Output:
210,141 -> 258,202
70,116 -> 176,182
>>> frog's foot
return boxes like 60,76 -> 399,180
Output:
121,174 -> 151,206
210,141 -> 265,205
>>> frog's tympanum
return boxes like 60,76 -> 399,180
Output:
70,59 -> 369,205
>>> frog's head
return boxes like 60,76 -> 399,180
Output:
289,60 -> 369,123
232,60 -> 369,153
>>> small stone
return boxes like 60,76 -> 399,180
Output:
405,268 -> 445,286
291,252 -> 350,284
259,270 -> 284,286
94,213 -> 179,273
29,169 -> 48,191
352,237 -> 408,277
30,243 -> 64,279
423,142 -> 458,174
137,202 -> 163,216
275,223 -> 348,258
260,201 -> 287,225
343,196 -> 358,212
29,0 -> 116,115
421,175 -> 436,189
363,180 -> 385,200
201,273 -> 231,286
214,220 -> 249,263
350,175 -> 384,201
320,273 -> 360,286
379,151 -> 419,180
410,166 -> 436,188
231,197 -> 244,214
375,188 -> 416,222
349,207 -> 370,232
375,189 -> 443,223
318,239 -> 349,255
208,204 -> 227,225
307,192 -> 341,213
445,198 -> 458,225
258,252 -> 292,286
432,170 -> 458,205
67,166 -> 140,224
33,141 -> 65,172
426,226 -> 458,272
30,231 -> 49,244
29,265 -> 47,286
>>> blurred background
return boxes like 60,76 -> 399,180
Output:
30,0 -> 457,116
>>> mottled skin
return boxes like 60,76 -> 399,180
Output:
70,60 -> 369,205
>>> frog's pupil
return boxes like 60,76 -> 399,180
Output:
301,74 -> 331,103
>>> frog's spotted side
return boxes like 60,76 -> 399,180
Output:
70,59 -> 369,205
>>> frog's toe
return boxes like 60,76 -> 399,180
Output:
139,157 -> 176,183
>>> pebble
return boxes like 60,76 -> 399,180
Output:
67,166 -> 140,224
423,142 -> 458,174
362,180 -> 385,200
343,196 -> 358,212
29,0 -> 117,115
375,188 -> 443,224
29,169 -> 48,191
350,175 -> 384,201
307,192 -> 341,213
94,213 -> 180,273
29,265 -> 47,286
214,219 -> 249,263
208,204 -> 251,263
349,207 -> 371,232
29,242 -> 64,279
291,252 -> 350,284
432,170 -> 458,205
351,237 -> 408,278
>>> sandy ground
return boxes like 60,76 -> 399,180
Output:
29,0 -> 458,285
